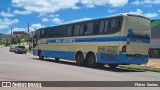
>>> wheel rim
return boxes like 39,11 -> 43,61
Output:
89,57 -> 94,64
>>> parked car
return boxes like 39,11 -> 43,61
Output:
14,46 -> 27,54
9,46 -> 15,52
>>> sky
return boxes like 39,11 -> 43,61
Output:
0,0 -> 160,34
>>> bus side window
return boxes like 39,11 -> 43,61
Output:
63,26 -> 67,37
109,18 -> 121,34
40,30 -> 45,39
52,28 -> 56,38
99,21 -> 105,34
55,27 -> 59,37
94,21 -> 100,35
73,24 -> 80,36
59,27 -> 63,37
111,18 -> 117,28
67,25 -> 73,37
104,20 -> 109,33
80,24 -> 84,36
85,22 -> 93,35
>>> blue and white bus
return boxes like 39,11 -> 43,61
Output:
33,13 -> 150,68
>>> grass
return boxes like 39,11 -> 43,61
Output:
119,65 -> 160,72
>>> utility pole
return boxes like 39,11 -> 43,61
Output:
28,22 -> 31,50
11,27 -> 12,46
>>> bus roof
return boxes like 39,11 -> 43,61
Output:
37,13 -> 149,31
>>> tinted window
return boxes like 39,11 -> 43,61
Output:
99,21 -> 104,34
54,28 -> 59,37
104,20 -> 109,33
45,28 -> 51,38
62,26 -> 67,36
59,27 -> 63,37
50,28 -> 54,38
80,24 -> 84,35
116,18 -> 121,28
67,26 -> 73,36
18,46 -> 25,48
94,22 -> 100,34
40,29 -> 45,38
111,18 -> 116,28
85,22 -> 93,35
74,24 -> 80,36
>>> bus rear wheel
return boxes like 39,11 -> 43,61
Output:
55,58 -> 59,61
75,53 -> 85,66
39,51 -> 44,60
108,64 -> 118,69
87,53 -> 97,67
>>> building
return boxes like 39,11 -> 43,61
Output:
0,33 -> 11,45
13,31 -> 27,36
150,19 -> 160,58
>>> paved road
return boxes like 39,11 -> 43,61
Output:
0,47 -> 160,90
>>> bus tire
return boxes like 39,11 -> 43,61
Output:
108,64 -> 118,69
55,58 -> 59,61
75,53 -> 85,66
87,53 -> 97,67
97,63 -> 105,68
39,51 -> 44,60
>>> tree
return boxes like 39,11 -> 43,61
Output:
0,40 -> 2,45
21,34 -> 30,42
11,37 -> 18,45
16,36 -> 21,45
5,39 -> 11,46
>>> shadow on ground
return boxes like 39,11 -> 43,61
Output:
30,58 -> 145,73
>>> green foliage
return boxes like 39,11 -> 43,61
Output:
5,39 -> 11,46
11,37 -> 18,45
11,34 -> 31,45
0,40 -> 2,45
151,19 -> 160,28
16,36 -> 21,45
21,34 -> 30,41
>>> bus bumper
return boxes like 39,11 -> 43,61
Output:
97,53 -> 149,65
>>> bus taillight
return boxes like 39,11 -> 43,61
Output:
122,46 -> 126,53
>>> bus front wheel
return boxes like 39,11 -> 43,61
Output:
75,53 -> 85,66
39,51 -> 44,60
87,53 -> 97,67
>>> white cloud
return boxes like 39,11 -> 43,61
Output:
12,0 -> 80,14
30,23 -> 43,30
0,11 -> 14,17
13,10 -> 32,15
9,23 -> 43,34
81,0 -> 128,7
107,9 -> 117,13
132,0 -> 160,5
12,0 -> 128,15
129,9 -> 143,15
107,0 -> 128,7
129,9 -> 158,18
0,18 -> 19,30
0,8 -> 14,17
49,14 -> 59,18
42,18 -> 49,22
52,18 -> 63,24
144,13 -> 158,18
12,28 -> 27,32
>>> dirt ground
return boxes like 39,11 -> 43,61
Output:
146,58 -> 160,68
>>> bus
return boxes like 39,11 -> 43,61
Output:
33,13 -> 150,68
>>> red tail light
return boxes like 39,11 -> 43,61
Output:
122,46 -> 126,53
